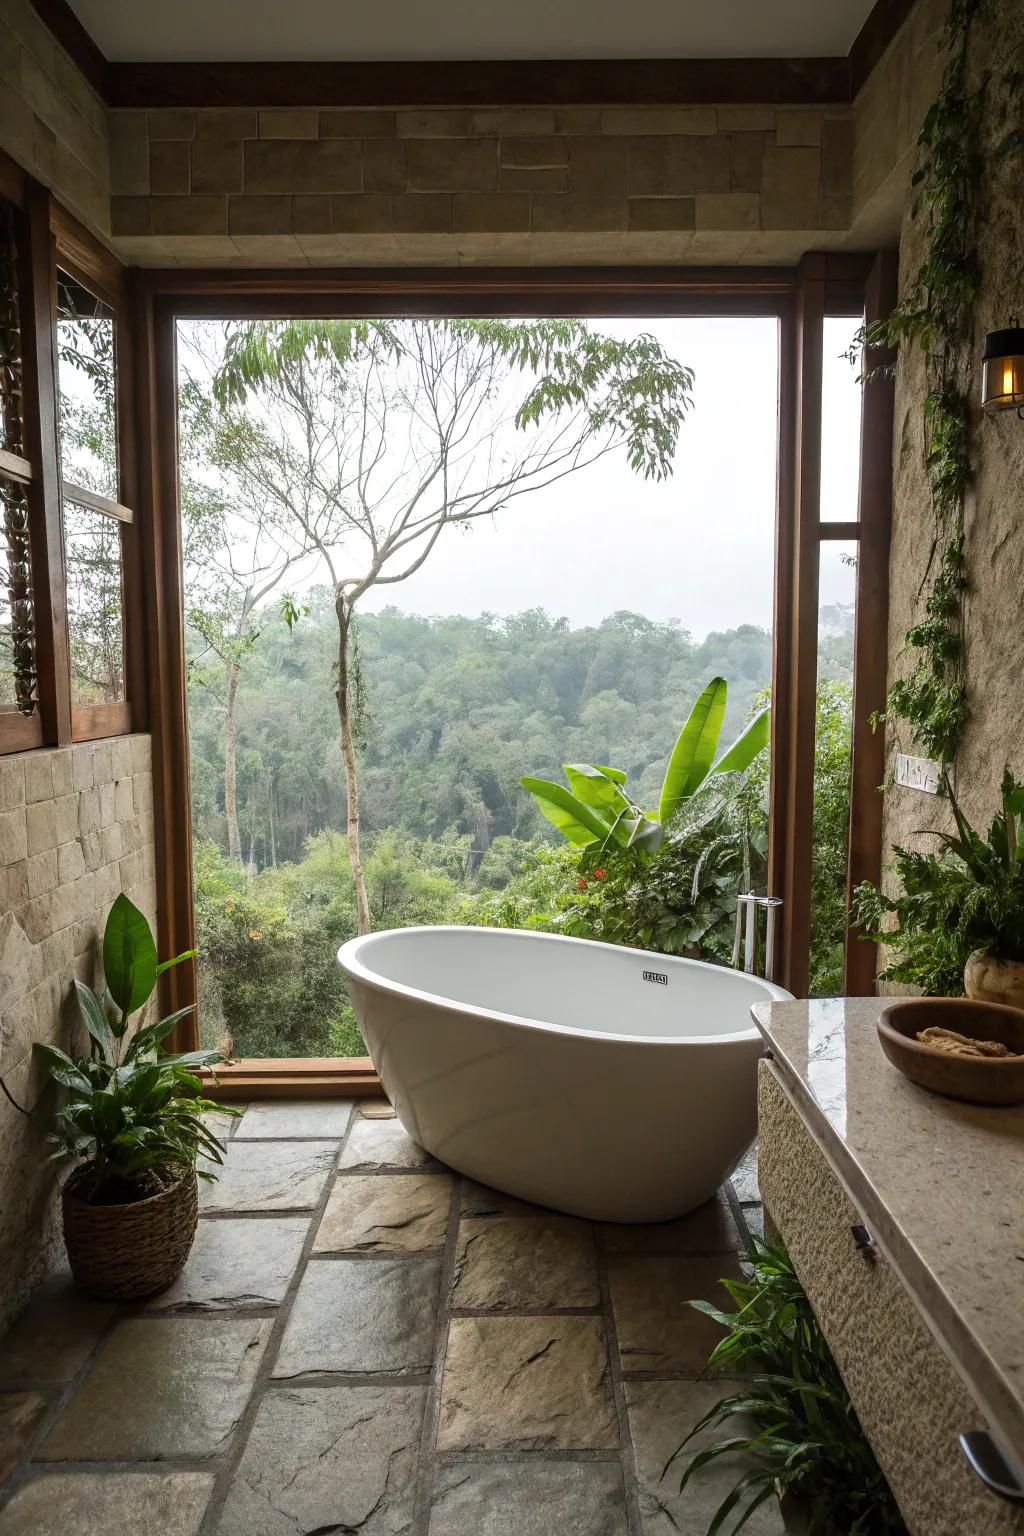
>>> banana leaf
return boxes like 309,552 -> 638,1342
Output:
658,676 -> 728,826
519,776 -> 612,847
564,763 -> 634,820
711,706 -> 770,776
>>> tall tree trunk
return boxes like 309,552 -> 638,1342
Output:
269,777 -> 278,868
224,659 -> 241,862
336,595 -> 371,934
247,796 -> 258,875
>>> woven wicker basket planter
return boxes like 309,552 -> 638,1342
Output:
62,1165 -> 199,1301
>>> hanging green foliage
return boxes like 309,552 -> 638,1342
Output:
859,0 -> 983,764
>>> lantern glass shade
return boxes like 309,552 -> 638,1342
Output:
981,325 -> 1024,413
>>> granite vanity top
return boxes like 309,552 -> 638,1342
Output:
752,997 -> 1024,1455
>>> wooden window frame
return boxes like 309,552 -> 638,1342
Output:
131,258 -> 893,1097
53,209 -> 143,743
770,251 -> 897,999
0,151 -> 143,757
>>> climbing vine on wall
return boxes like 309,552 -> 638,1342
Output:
861,0 -> 984,764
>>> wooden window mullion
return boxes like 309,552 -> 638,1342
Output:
843,250 -> 898,995
769,254 -> 826,998
116,273 -> 147,734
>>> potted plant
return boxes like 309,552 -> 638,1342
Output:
852,769 -> 1024,1005
36,895 -> 233,1300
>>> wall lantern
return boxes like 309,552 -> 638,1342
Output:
981,319 -> 1024,415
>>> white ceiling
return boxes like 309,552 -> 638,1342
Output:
70,0 -> 876,63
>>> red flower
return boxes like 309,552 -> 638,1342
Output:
577,878 -> 588,890
594,868 -> 607,880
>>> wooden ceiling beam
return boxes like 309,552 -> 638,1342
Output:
28,0 -> 918,108
104,57 -> 850,109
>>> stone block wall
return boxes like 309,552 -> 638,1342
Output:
109,103 -> 857,267
0,0 -> 110,236
0,735 -> 157,1332
0,0 -> 949,269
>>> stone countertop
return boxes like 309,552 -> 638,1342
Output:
752,997 -> 1024,1457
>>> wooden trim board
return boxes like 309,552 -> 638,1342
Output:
28,0 -> 918,109
201,1058 -> 382,1101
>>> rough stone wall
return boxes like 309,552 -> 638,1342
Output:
883,0 -> 1024,875
106,103 -> 858,268
0,735 -> 157,1332
850,0 -> 949,244
0,0 -> 110,236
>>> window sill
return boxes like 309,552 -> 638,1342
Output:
201,1056 -> 381,1101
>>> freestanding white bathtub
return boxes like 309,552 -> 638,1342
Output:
338,926 -> 791,1222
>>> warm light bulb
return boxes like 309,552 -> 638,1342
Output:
1004,362 -> 1015,398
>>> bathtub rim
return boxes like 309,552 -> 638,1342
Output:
338,924 -> 791,1048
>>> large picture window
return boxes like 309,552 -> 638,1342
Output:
1,144 -> 896,1089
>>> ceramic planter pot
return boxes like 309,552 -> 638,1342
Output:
964,950 -> 1024,1012
62,1164 -> 199,1300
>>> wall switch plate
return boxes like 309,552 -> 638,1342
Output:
895,753 -> 946,794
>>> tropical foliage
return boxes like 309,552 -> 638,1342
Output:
197,317 -> 694,934
187,603 -> 785,873
521,675 -> 769,857
188,621 -> 852,1059
35,896 -> 231,1204
853,769 -> 1024,995
855,0 -> 987,763
670,1237 -> 907,1535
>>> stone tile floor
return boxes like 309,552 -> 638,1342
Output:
0,1101 -> 775,1536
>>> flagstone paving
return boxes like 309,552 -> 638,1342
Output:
313,1172 -> 453,1254
141,1217 -> 310,1311
0,1104 -> 772,1535
232,1099 -> 355,1140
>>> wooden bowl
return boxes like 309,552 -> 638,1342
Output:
877,998 -> 1024,1106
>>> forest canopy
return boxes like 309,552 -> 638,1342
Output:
188,600 -> 853,1057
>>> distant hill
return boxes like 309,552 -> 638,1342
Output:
819,601 -> 855,638
187,599 -> 851,872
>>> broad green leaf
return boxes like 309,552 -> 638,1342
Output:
160,1049 -> 224,1071
73,981 -> 117,1064
658,676 -> 728,825
155,948 -> 197,976
33,1042 -> 92,1093
564,763 -> 634,821
123,1006 -> 197,1063
519,777 -> 611,847
593,763 -> 627,784
710,706 -> 770,777
103,895 -> 158,1023
602,806 -> 645,852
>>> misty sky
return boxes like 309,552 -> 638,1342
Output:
178,313 -> 863,642
355,314 -> 862,636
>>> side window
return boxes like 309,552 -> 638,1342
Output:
55,272 -> 129,712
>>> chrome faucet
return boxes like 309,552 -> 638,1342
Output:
733,892 -> 783,982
